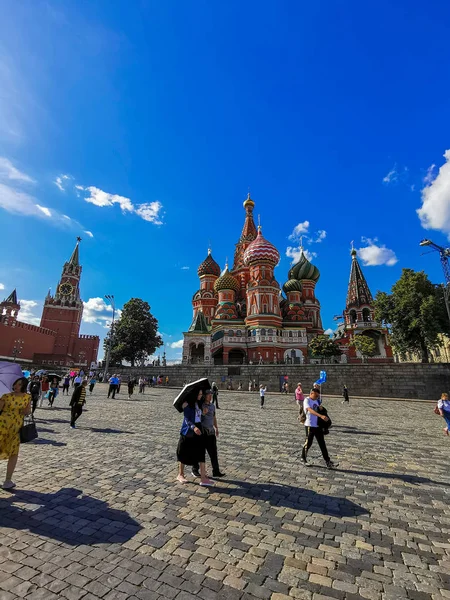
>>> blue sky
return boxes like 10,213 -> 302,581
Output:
2,0 -> 450,361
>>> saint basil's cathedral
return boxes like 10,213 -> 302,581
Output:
182,194 -> 392,365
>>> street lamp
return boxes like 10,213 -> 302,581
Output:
419,238 -> 450,324
103,294 -> 116,382
12,338 -> 24,363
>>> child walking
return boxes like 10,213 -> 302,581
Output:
437,392 -> 450,435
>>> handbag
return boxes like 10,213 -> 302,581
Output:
434,405 -> 441,415
20,415 -> 38,443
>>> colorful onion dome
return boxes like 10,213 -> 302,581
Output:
197,249 -> 221,277
243,228 -> 280,266
214,266 -> 240,293
283,278 -> 303,294
288,251 -> 320,282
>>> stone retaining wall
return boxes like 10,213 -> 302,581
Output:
109,363 -> 450,400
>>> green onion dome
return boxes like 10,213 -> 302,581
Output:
282,278 -> 303,294
214,266 -> 240,293
288,251 -> 320,282
198,249 -> 221,277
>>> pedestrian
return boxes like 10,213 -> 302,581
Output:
139,377 -> 145,393
117,376 -> 122,394
437,392 -> 450,435
89,375 -> 97,395
301,388 -> 338,469
295,382 -> 304,405
260,384 -> 267,408
128,378 -> 135,400
191,389 -> 225,479
342,385 -> 349,404
0,377 -> 32,490
238,381 -> 242,391
69,379 -> 88,429
176,389 -> 214,487
212,382 -> 220,409
29,376 -> 41,415
248,380 -> 252,392
73,373 -> 82,389
107,374 -> 119,398
62,373 -> 70,395
39,376 -> 49,407
165,376 -> 169,386
48,378 -> 60,407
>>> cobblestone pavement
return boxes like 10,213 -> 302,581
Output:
0,386 -> 449,600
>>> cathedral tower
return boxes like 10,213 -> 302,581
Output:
0,289 -> 20,325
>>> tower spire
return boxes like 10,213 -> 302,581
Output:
4,289 -> 18,304
346,249 -> 373,309
68,237 -> 81,267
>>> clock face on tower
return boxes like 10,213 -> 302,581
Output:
60,282 -> 74,296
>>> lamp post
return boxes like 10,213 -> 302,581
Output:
419,238 -> 450,324
12,338 -> 24,363
103,294 -> 116,382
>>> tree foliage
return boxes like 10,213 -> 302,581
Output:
109,298 -> 163,367
374,269 -> 450,363
309,335 -> 342,360
351,335 -> 377,360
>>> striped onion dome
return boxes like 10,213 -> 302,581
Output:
243,228 -> 280,266
214,266 -> 240,293
283,278 -> 303,294
288,250 -> 320,282
198,249 -> 221,277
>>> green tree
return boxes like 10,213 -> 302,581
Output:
110,298 -> 163,367
351,335 -> 377,362
103,331 -> 122,366
374,269 -> 450,363
309,335 -> 342,361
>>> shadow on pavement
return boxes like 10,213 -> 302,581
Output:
79,427 -> 135,435
215,480 -> 369,517
331,468 -> 448,486
0,487 -> 142,545
31,439 -> 67,447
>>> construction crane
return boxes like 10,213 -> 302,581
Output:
419,238 -> 450,322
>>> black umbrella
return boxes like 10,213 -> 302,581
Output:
173,378 -> 211,413
47,373 -> 62,381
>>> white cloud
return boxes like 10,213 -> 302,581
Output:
417,151 -> 450,237
181,266 -> 190,270
324,328 -> 333,335
383,167 -> 398,184
170,339 -> 184,349
36,204 -> 52,217
84,230 -> 94,238
286,246 -> 317,264
0,157 -> 34,183
423,164 -> 436,185
18,299 -> 40,326
0,283 -> 4,290
315,230 -> 327,243
83,297 -> 115,325
135,201 -> 163,224
54,174 -> 71,191
80,186 -> 134,212
357,237 -> 398,266
289,221 -> 310,240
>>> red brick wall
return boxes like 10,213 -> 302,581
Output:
0,321 -> 55,362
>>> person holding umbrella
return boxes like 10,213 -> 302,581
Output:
173,379 -> 214,486
0,362 -> 32,490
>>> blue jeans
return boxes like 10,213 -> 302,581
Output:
442,410 -> 450,429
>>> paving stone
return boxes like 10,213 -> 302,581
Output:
0,389 -> 448,600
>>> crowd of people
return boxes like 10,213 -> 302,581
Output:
1,367 -> 449,491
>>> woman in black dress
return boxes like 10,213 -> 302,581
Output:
177,389 -> 214,487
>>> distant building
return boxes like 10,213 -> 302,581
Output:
394,333 -> 450,363
333,248 -> 393,362
182,194 -> 324,365
0,239 -> 99,368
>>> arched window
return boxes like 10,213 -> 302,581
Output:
349,310 -> 357,324
261,328 -> 266,336
228,330 -> 234,337
236,330 -> 242,336
267,329 -> 273,336
289,331 -> 293,338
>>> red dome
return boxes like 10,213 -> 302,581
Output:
197,250 -> 221,277
243,228 -> 280,266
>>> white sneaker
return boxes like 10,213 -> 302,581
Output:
2,480 -> 16,490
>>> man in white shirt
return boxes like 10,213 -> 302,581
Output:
301,388 -> 338,469
259,385 -> 267,408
